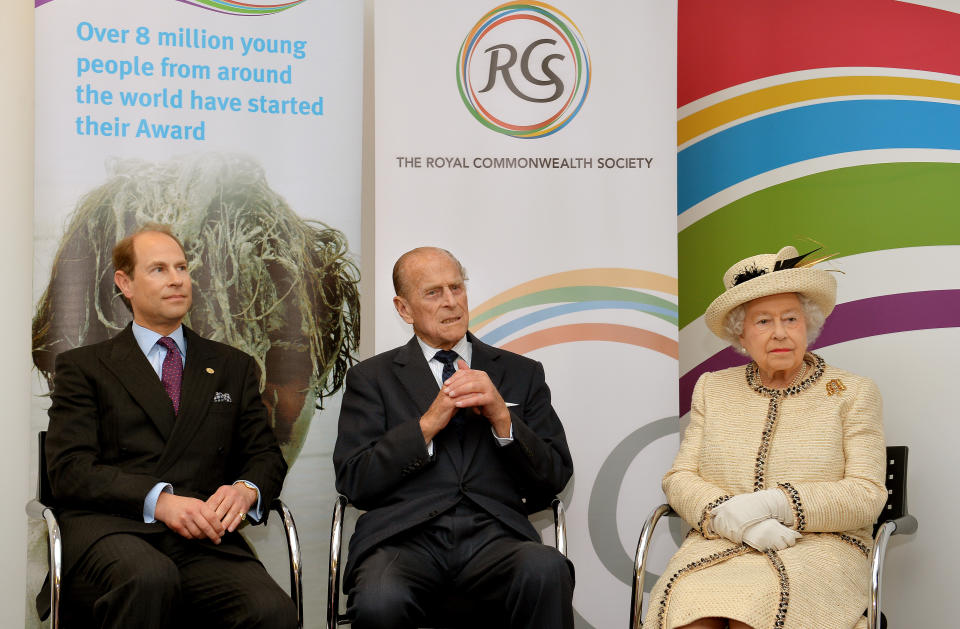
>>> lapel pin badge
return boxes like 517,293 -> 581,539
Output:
205,367 -> 215,374
826,378 -> 845,396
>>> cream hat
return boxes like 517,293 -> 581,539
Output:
704,245 -> 837,342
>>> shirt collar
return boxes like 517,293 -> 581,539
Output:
417,335 -> 472,367
132,322 -> 186,358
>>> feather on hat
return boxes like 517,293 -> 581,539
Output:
704,245 -> 837,342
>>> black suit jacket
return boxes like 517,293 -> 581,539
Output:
43,324 -> 287,593
333,333 -> 573,585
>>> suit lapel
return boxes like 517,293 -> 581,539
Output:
392,336 -> 465,465
101,325 -> 177,439
156,327 -> 225,476
392,336 -> 442,416
461,334 -> 504,469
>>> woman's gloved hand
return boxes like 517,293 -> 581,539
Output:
710,489 -> 794,543
742,518 -> 802,551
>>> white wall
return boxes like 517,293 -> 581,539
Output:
0,2 -> 34,626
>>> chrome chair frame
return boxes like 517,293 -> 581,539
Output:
631,446 -> 916,629
327,494 -> 567,628
27,431 -> 305,628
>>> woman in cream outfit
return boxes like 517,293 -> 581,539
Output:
645,246 -> 887,629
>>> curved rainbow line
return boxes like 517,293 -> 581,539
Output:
470,268 -> 677,329
679,75 -> 960,146
679,289 -> 960,416
471,286 -> 677,331
500,323 -> 678,359
174,0 -> 306,15
469,269 -> 677,359
477,299 -> 676,346
678,99 -> 960,214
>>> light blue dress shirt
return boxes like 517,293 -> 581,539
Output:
416,335 -> 514,456
133,323 -> 261,523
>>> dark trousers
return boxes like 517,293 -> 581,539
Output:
64,531 -> 297,629
347,503 -> 574,629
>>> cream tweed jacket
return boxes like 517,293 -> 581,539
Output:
645,354 -> 886,629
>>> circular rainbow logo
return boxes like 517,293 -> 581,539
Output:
457,2 -> 591,139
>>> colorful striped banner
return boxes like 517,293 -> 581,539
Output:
678,162 -> 960,328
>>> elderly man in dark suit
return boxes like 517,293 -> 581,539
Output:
43,224 -> 297,628
333,247 -> 574,629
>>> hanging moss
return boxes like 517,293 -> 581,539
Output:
33,153 -> 361,457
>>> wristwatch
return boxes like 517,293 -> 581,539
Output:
234,480 -> 259,498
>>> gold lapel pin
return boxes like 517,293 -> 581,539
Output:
205,367 -> 215,374
826,378 -> 846,396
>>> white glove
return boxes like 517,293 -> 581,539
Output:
742,518 -> 802,552
711,489 -> 794,543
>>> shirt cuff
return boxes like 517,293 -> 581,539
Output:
426,440 -> 435,456
491,423 -> 514,446
143,482 -> 173,523
235,480 -> 263,522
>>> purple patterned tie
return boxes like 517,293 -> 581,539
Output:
157,337 -> 183,414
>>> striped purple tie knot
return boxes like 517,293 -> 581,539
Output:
157,337 -> 183,414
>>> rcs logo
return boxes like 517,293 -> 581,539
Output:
457,2 -> 590,138
479,39 -> 566,103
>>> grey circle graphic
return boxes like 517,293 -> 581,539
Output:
587,416 -> 683,589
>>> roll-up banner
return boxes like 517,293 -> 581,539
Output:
375,2 -> 678,626
30,1 -> 362,626
679,1 -> 960,625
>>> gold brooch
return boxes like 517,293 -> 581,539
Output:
205,367 -> 215,374
826,379 -> 846,396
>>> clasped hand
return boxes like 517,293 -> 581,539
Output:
710,488 -> 799,551
155,483 -> 257,543
420,359 -> 511,442
741,518 -> 801,551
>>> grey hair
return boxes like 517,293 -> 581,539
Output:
723,293 -> 826,354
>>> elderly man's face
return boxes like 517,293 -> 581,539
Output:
115,231 -> 193,335
739,292 -> 807,378
393,250 -> 468,350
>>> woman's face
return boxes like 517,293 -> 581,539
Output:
739,292 -> 808,376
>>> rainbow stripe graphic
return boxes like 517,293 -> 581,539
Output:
457,1 -> 591,138
469,269 -> 678,359
173,0 -> 307,16
678,0 -> 960,413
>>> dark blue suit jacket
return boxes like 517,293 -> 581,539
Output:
333,333 -> 573,586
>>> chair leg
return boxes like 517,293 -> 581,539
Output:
272,499 -> 303,628
328,495 -> 347,629
631,504 -> 673,629
552,498 -> 567,557
45,509 -> 62,629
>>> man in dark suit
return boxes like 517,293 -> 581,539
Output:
333,247 -> 574,629
43,225 -> 297,628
